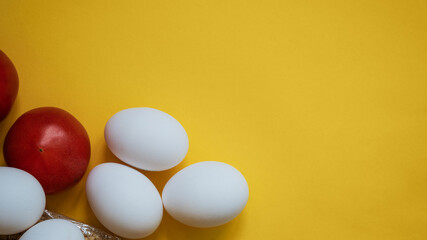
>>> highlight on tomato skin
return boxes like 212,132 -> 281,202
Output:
0,50 -> 19,121
3,107 -> 91,194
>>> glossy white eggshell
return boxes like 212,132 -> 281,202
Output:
19,219 -> 84,240
0,167 -> 45,235
104,107 -> 189,171
162,161 -> 249,228
86,163 -> 163,239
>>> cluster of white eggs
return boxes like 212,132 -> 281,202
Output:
88,107 -> 249,238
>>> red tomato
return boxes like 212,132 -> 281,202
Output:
3,107 -> 91,194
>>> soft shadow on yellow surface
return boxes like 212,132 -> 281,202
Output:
138,202 -> 246,240
158,212 -> 243,240
46,181 -> 86,215
0,97 -> 21,165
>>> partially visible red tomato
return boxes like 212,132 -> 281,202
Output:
3,107 -> 91,194
0,50 -> 19,121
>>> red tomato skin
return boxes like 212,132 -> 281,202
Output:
0,50 -> 19,121
4,107 -> 91,194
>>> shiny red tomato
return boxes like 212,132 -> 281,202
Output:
3,107 -> 91,194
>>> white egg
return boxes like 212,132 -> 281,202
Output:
86,163 -> 163,239
104,107 -> 189,171
0,167 -> 45,235
20,219 -> 84,240
162,161 -> 249,228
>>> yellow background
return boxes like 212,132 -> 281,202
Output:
1,1 -> 427,239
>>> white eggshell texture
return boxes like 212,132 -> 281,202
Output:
0,167 -> 45,235
162,161 -> 249,228
20,219 -> 84,240
105,107 -> 189,171
86,163 -> 163,239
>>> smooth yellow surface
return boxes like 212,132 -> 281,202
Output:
1,1 -> 427,239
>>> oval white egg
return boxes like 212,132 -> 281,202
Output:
20,219 -> 84,240
86,163 -> 163,239
0,167 -> 45,235
104,107 -> 189,171
162,161 -> 249,228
